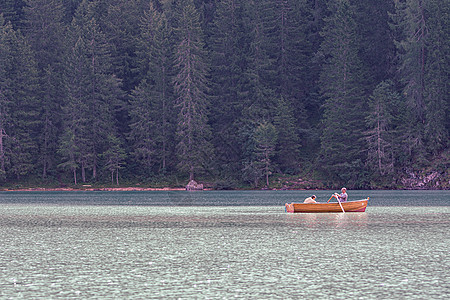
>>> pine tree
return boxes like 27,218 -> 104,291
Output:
274,96 -> 300,173
317,0 -> 367,185
0,16 -> 39,180
391,0 -> 428,166
253,121 -> 277,187
0,0 -> 26,30
243,0 -> 275,122
58,35 -> 89,184
354,0 -> 396,89
173,0 -> 213,181
0,15 -> 10,178
102,134 -> 126,185
60,0 -> 123,183
365,80 -> 400,178
423,0 -> 449,156
129,3 -> 175,176
24,0 -> 67,178
208,0 -> 251,176
99,0 -> 143,93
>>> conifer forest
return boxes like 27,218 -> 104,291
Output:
0,0 -> 448,189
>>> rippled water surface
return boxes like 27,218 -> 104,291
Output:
0,190 -> 449,299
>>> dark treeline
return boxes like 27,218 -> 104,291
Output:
0,0 -> 448,189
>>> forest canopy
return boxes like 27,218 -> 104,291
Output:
0,0 -> 448,189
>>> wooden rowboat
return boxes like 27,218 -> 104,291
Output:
285,198 -> 369,213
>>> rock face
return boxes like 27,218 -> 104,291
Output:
400,169 -> 449,189
186,180 -> 204,191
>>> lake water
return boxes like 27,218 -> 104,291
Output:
0,190 -> 448,299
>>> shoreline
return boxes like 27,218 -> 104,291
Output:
1,186 -> 448,192
0,187 -> 188,192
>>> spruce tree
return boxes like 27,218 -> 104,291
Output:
0,16 -> 39,180
253,121 -> 277,187
129,3 -> 175,176
173,0 -> 213,181
317,0 -> 367,185
99,0 -> 143,93
423,0 -> 449,156
60,0 -> 123,183
208,0 -> 251,176
0,0 -> 26,30
391,0 -> 428,166
102,134 -> 127,185
365,80 -> 400,178
0,15 -> 10,178
274,96 -> 300,173
24,0 -> 67,178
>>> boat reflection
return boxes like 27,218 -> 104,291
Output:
285,212 -> 368,228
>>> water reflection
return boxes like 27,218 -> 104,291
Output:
285,212 -> 368,228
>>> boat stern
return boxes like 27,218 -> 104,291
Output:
285,203 -> 295,213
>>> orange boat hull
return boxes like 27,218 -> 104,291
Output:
285,199 -> 368,213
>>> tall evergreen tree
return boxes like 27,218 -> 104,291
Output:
0,15 -> 39,180
238,0 -> 277,176
208,0 -> 251,176
24,0 -> 67,178
423,0 -> 449,156
243,0 -> 275,122
0,16 -> 10,178
130,2 -> 175,176
0,0 -> 26,30
355,0 -> 396,89
102,134 -> 127,185
317,0 -> 367,186
274,96 -> 300,173
60,0 -> 123,183
391,0 -> 428,166
99,0 -> 143,93
257,0 -> 312,172
173,0 -> 213,181
253,121 -> 277,187
365,80 -> 400,178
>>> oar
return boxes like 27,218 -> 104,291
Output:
327,195 -> 334,203
336,197 -> 345,213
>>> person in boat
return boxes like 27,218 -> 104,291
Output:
304,195 -> 317,204
334,187 -> 348,202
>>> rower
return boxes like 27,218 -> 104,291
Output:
303,195 -> 317,203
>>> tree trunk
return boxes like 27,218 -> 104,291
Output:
265,152 -> 270,187
377,111 -> 382,174
0,128 -> 5,174
93,156 -> 97,179
73,168 -> 77,185
81,162 -> 86,182
190,165 -> 194,181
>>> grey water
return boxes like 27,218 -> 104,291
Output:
0,190 -> 448,299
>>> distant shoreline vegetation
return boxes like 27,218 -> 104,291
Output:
1,171 -> 448,191
0,1 -> 448,190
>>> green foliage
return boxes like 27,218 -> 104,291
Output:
365,80 -> 400,178
102,134 -> 127,185
317,0 -> 368,185
423,0 -> 449,156
173,0 -> 213,181
0,0 -> 448,189
253,121 -> 278,187
0,15 -> 39,180
24,0 -> 67,178
274,96 -> 300,173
